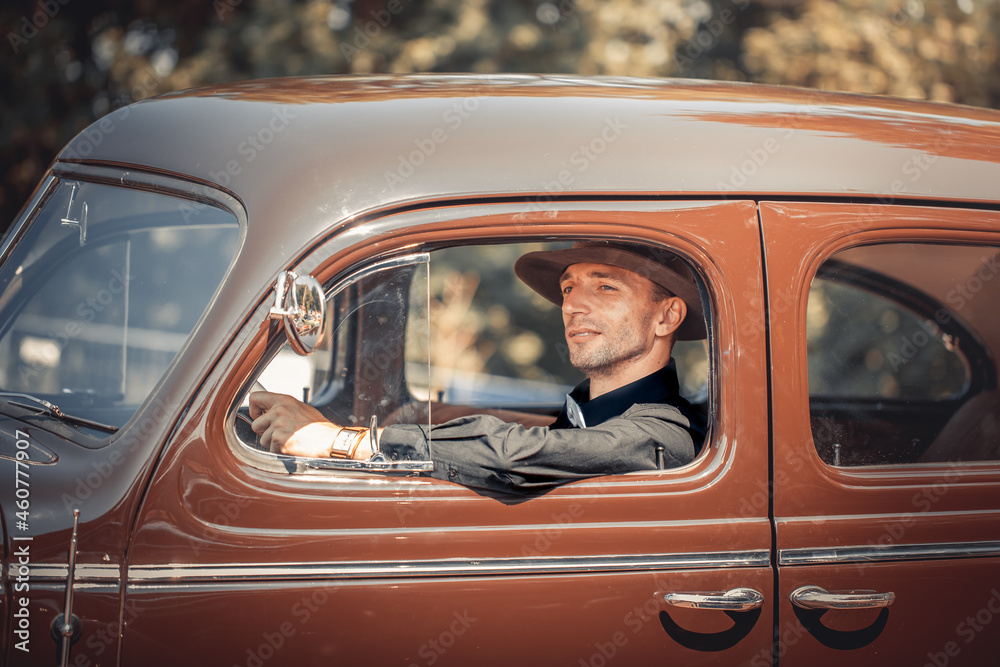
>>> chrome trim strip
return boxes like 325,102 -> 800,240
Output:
6,562 -> 121,582
303,456 -> 435,472
129,550 -> 770,583
780,509 -> 1000,523
323,252 -> 430,300
779,540 -> 1000,566
20,582 -> 121,595
190,517 -> 763,539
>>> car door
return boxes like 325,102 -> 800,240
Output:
120,199 -> 772,665
763,201 -> 1000,666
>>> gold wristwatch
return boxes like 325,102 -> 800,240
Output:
329,426 -> 369,459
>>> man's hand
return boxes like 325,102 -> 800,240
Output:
249,391 -> 341,457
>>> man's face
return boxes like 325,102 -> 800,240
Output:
558,262 -> 664,378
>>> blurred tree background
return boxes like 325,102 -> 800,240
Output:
3,0 -> 999,233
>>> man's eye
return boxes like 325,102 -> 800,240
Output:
599,284 -> 617,291
562,285 -> 572,294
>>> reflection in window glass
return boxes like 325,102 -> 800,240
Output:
808,243 -> 1000,466
0,179 -> 240,431
808,278 -> 966,400
409,242 -> 709,411
249,256 -> 431,451
245,242 -> 710,466
417,243 -> 574,407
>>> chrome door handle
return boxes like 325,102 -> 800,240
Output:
663,587 -> 764,611
790,585 -> 895,610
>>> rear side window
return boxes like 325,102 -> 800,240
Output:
807,243 -> 999,466
808,262 -> 968,401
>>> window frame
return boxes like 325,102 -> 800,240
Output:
808,254 -> 992,402
221,199 -> 763,500
805,242 -> 1000,468
0,164 -> 246,448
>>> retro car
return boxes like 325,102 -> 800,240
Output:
2,74 -> 1000,666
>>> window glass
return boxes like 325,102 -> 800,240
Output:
417,243 -> 575,408
808,273 -> 967,400
242,237 -> 708,469
244,240 -> 711,466
243,256 -> 431,454
413,242 -> 709,418
808,243 -> 1000,466
0,179 -> 240,432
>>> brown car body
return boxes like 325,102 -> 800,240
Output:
3,75 -> 1000,666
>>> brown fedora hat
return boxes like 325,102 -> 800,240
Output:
514,241 -> 706,340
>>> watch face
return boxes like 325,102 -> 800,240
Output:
330,429 -> 353,455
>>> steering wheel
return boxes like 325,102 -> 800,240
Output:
234,409 -> 267,451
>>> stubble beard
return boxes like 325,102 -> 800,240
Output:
567,315 -> 652,379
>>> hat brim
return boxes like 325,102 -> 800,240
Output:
514,243 -> 707,341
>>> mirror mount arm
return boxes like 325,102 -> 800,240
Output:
267,270 -> 294,320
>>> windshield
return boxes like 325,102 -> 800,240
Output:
0,178 -> 241,434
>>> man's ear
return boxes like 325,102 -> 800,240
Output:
654,297 -> 687,338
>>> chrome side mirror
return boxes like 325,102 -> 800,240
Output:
268,271 -> 325,355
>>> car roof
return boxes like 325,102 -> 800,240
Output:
59,74 -> 1000,239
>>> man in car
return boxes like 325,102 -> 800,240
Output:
250,241 -> 707,493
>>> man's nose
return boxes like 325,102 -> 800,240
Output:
562,288 -> 589,315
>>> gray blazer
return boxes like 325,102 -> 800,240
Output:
380,402 -> 695,494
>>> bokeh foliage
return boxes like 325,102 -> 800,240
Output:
3,0 -> 999,233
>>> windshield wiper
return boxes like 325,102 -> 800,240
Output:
0,392 -> 119,433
